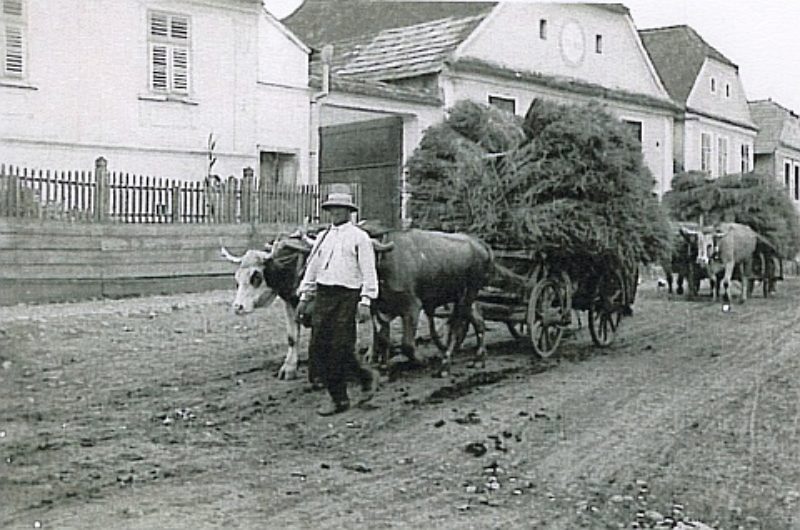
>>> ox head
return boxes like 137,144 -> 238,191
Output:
221,234 -> 313,315
680,226 -> 725,267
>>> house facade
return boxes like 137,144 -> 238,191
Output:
749,99 -> 800,215
640,25 -> 757,186
287,1 -> 679,227
1,0 -> 311,184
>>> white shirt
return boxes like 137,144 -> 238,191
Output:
297,222 -> 379,303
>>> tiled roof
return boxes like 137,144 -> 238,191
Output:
317,15 -> 487,82
749,99 -> 800,153
639,25 -> 736,104
284,0 -> 496,48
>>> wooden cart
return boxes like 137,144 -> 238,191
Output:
477,249 -> 638,358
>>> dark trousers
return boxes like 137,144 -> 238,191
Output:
309,285 -> 371,404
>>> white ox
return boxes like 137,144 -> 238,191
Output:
221,235 -> 313,380
681,222 -> 758,304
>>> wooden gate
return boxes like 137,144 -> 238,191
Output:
319,116 -> 403,227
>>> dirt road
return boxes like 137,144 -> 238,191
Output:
1,280 -> 799,529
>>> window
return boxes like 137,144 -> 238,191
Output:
259,152 -> 297,186
1,0 -> 25,77
701,133 -> 712,173
717,136 -> 728,176
539,19 -> 547,40
595,34 -> 603,54
623,120 -> 642,145
740,144 -> 750,172
795,165 -> 799,201
725,83 -> 731,98
710,77 -> 716,94
148,11 -> 190,95
785,161 -> 792,192
488,95 -> 516,115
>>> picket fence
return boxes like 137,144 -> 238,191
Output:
0,157 -> 359,224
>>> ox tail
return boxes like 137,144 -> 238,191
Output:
755,233 -> 780,255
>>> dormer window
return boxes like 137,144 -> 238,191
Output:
539,19 -> 547,40
1,0 -> 26,78
595,34 -> 603,54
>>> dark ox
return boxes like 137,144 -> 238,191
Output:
365,228 -> 494,377
681,222 -> 758,304
661,222 -> 709,297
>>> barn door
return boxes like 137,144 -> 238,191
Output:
319,116 -> 403,227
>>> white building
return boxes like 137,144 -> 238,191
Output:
1,0 -> 311,184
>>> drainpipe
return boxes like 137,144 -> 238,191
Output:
309,45 -> 333,191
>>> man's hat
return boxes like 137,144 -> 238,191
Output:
321,183 -> 358,211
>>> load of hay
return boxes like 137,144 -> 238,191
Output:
664,171 -> 800,258
407,99 -> 672,266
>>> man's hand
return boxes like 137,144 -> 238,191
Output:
296,298 -> 311,326
357,302 -> 372,323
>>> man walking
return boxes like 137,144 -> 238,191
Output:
296,185 -> 379,416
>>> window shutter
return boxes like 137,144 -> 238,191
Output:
3,0 -> 23,17
149,12 -> 168,38
4,24 -> 23,75
150,44 -> 168,91
171,47 -> 189,93
170,16 -> 189,41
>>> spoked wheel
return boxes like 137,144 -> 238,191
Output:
588,270 -> 625,347
528,278 -> 568,358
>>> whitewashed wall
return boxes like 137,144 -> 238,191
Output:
1,1 -> 311,183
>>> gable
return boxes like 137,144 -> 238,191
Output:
686,58 -> 756,130
284,0 -> 496,48
640,25 -> 736,104
457,3 -> 668,99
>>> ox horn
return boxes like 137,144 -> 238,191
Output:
220,245 -> 243,264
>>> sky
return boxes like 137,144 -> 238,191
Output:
264,0 -> 800,113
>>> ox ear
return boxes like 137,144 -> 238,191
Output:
220,246 -> 243,264
253,250 -> 271,263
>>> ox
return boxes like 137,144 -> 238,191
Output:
363,228 -> 494,377
221,235 -> 314,381
681,222 -> 757,304
662,222 -> 712,297
221,232 -> 394,381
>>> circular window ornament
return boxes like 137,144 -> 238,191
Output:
559,20 -> 585,66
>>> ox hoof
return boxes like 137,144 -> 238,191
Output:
277,365 -> 298,380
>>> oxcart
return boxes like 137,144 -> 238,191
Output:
477,249 -> 638,358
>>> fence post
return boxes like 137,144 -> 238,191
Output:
242,167 -> 254,223
172,183 -> 182,223
94,157 -> 109,222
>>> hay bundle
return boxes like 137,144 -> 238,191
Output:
664,171 -> 800,258
407,99 -> 672,265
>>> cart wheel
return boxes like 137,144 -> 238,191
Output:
588,271 -> 624,347
528,278 -> 567,358
506,321 -> 526,339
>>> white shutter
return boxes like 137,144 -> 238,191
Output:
2,0 -> 23,17
171,47 -> 189,93
4,24 -> 23,76
150,44 -> 168,91
149,12 -> 168,38
170,16 -> 189,41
